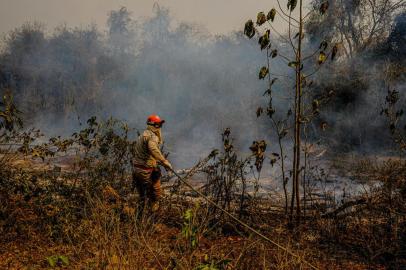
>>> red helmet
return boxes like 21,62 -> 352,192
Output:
147,114 -> 165,126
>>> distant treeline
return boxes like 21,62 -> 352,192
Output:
0,5 -> 405,157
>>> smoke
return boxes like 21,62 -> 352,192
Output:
302,4 -> 406,154
0,5 -> 404,170
101,7 -> 276,167
0,7 -> 281,168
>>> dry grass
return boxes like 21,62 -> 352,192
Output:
2,166 -> 403,270
1,121 -> 405,269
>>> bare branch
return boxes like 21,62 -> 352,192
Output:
276,0 -> 301,25
266,21 -> 291,44
288,11 -> 298,55
304,50 -> 332,79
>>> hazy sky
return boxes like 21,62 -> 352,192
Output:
0,0 -> 311,35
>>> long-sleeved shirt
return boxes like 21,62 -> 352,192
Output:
132,126 -> 166,168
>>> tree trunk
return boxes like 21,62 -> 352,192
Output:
291,0 -> 304,224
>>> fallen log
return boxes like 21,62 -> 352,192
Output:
321,198 -> 367,218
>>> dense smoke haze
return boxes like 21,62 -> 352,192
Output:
0,6 -> 275,168
0,5 -> 405,168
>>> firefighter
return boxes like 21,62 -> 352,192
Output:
132,114 -> 172,213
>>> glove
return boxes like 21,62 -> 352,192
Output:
162,160 -> 173,171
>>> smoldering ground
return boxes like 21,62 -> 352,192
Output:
0,6 -> 405,170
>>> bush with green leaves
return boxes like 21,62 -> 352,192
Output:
0,106 -> 136,241
181,208 -> 200,250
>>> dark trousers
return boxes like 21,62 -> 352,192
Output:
132,166 -> 162,210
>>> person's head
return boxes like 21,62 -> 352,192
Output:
146,114 -> 165,128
